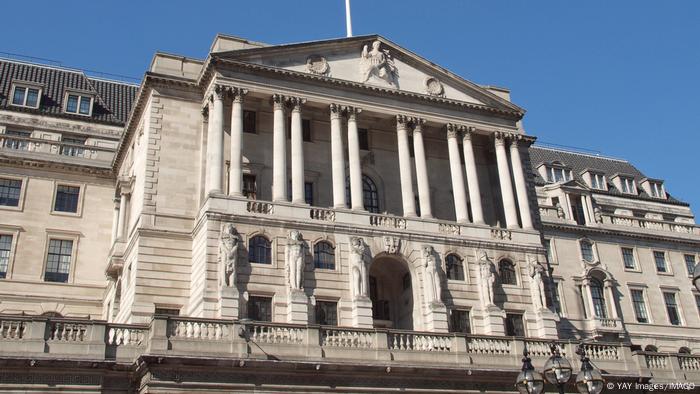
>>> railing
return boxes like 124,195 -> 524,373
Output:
389,331 -> 453,352
525,339 -> 566,357
0,318 -> 25,340
107,325 -> 147,346
0,134 -> 115,163
246,201 -> 274,214
601,213 -> 699,236
581,343 -> 620,361
49,321 -> 88,342
322,327 -> 373,349
246,322 -> 304,345
646,353 -> 670,370
369,213 -> 407,229
169,318 -> 232,341
597,318 -> 618,328
679,355 -> 700,371
310,208 -> 335,222
467,336 -> 512,355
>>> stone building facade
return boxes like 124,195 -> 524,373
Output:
0,34 -> 698,392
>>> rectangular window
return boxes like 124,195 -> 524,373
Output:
247,296 -> 272,322
621,247 -> 637,270
2,130 -> 32,150
0,234 -> 12,279
154,308 -> 180,316
449,309 -> 471,334
577,285 -> 588,319
649,182 -> 663,198
45,239 -> 73,283
620,177 -> 636,194
630,289 -> 649,323
315,301 -> 338,325
544,239 -> 553,263
551,282 -> 562,314
663,292 -> 681,326
0,178 -> 22,207
242,175 -> 256,199
65,94 -> 92,115
505,313 -> 525,336
580,241 -> 594,262
653,251 -> 667,273
243,110 -> 256,133
60,136 -> 86,157
358,128 -> 369,150
684,254 -> 696,276
590,173 -> 605,189
304,182 -> 313,205
549,167 -> 571,182
54,185 -> 80,213
11,85 -> 40,108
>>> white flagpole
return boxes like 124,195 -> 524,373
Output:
345,0 -> 353,37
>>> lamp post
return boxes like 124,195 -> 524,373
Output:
574,345 -> 604,394
693,261 -> 700,292
515,347 -> 545,394
543,343 -> 573,393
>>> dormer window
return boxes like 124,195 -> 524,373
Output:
590,173 -> 606,190
64,92 -> 93,116
649,182 -> 662,198
620,177 -> 636,194
11,84 -> 42,109
547,166 -> 572,183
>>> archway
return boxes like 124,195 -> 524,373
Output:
369,255 -> 419,330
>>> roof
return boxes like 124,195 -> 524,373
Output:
0,58 -> 138,126
529,146 -> 687,205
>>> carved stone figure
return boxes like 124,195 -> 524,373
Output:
383,236 -> 400,254
594,206 -> 603,223
528,255 -> 547,311
306,55 -> 329,76
360,40 -> 398,88
349,237 -> 370,298
477,250 -> 496,307
422,246 -> 442,304
285,230 -> 305,290
219,223 -> 240,287
555,203 -> 566,219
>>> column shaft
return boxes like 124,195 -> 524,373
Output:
272,94 -> 287,202
290,97 -> 306,204
462,128 -> 484,224
446,125 -> 469,222
509,137 -> 534,229
330,104 -> 346,208
605,283 -> 619,319
495,133 -> 519,229
396,116 -> 416,217
412,120 -> 432,218
116,193 -> 127,239
205,87 -> 225,194
229,88 -> 246,196
347,108 -> 364,210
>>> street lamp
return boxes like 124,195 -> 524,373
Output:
515,347 -> 545,394
574,345 -> 604,394
543,343 -> 573,393
693,261 -> 700,292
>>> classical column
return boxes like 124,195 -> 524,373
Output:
495,132 -> 519,229
396,115 -> 416,217
289,96 -> 307,204
582,279 -> 596,318
446,124 -> 469,222
116,192 -> 128,239
604,280 -> 619,319
329,104 -> 346,208
509,135 -> 534,230
205,85 -> 225,195
228,87 -> 247,197
272,94 -> 288,202
461,126 -> 484,224
111,198 -> 120,242
412,118 -> 432,218
346,106 -> 364,210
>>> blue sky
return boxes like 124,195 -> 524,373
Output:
4,1 -> 699,210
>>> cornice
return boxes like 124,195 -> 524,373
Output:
0,103 -> 127,128
0,154 -> 114,178
0,112 -> 122,139
541,221 -> 700,246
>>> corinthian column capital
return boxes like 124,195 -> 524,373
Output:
396,114 -> 412,130
210,84 -> 226,102
288,96 -> 307,112
227,87 -> 248,103
461,126 -> 477,141
329,103 -> 344,119
345,106 -> 362,120
272,94 -> 287,111
494,131 -> 510,146
446,123 -> 459,139
413,117 -> 426,132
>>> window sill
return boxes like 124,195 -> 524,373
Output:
0,205 -> 23,212
656,271 -> 674,276
624,268 -> 642,273
50,210 -> 82,218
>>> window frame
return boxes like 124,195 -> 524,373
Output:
661,290 -> 683,326
544,238 -> 558,265
63,91 -> 94,116
50,182 -> 85,217
620,246 -> 640,272
445,253 -> 466,282
314,299 -> 338,326
649,182 -> 664,198
628,287 -> 651,324
589,172 -> 607,191
313,241 -> 336,270
449,308 -> 471,334
248,235 -> 272,265
0,227 -> 20,280
684,254 -> 697,277
653,250 -> 671,275
0,175 -> 28,211
589,277 -> 608,319
498,259 -> 518,286
247,295 -> 273,322
547,166 -> 572,183
42,231 -> 80,284
505,312 -> 526,337
578,239 -> 597,263
242,173 -> 257,200
242,110 -> 257,134
10,82 -> 42,109
550,278 -> 567,317
619,176 -> 637,194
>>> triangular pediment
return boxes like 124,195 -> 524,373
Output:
212,35 -> 522,114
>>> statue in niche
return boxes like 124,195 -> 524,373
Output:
219,223 -> 240,287
349,237 -> 370,299
555,203 -> 566,219
285,230 -> 305,290
422,246 -> 442,304
528,255 -> 547,311
360,40 -> 399,88
593,206 -> 603,223
477,250 -> 496,308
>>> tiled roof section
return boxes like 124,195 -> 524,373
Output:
528,146 -> 686,205
0,59 -> 138,125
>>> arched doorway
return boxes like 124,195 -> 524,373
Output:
369,255 -> 419,330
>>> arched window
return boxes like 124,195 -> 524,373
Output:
248,236 -> 271,264
499,259 -> 517,285
445,254 -> 465,281
679,347 -> 691,355
590,278 -> 607,318
313,241 -> 335,270
580,240 -> 595,262
644,345 -> 658,353
345,174 -> 380,213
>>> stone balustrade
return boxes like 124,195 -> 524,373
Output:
602,213 -> 699,235
0,134 -> 115,164
1,315 -> 699,384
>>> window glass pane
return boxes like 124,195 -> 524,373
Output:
247,296 -> 272,321
450,310 -> 470,333
664,292 -> 680,325
248,236 -> 271,264
0,234 -> 12,278
242,175 -> 257,199
499,260 -> 516,285
304,182 -> 313,205
684,255 -> 696,275
12,86 -> 26,105
78,96 -> 91,115
622,248 -> 636,269
66,95 -> 79,113
243,110 -> 256,133
45,239 -> 72,282
630,289 -> 648,323
590,279 -> 607,318
302,119 -> 312,141
446,254 -> 464,281
313,242 -> 335,270
551,283 -> 562,314
654,251 -> 667,272
54,185 -> 80,213
0,178 -> 22,207
358,128 -> 369,150
580,241 -> 594,262
24,88 -> 39,107
505,313 -> 525,336
347,174 -> 379,213
315,301 -> 337,325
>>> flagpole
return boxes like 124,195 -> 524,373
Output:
345,0 -> 353,37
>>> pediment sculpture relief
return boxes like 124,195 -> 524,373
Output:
306,55 -> 330,76
360,40 -> 399,88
